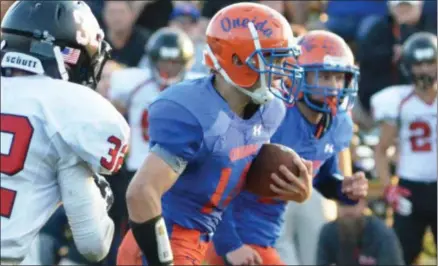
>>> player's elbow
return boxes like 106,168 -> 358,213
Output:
77,240 -> 111,262
126,181 -> 152,206
126,153 -> 178,214
126,177 -> 162,215
76,222 -> 114,262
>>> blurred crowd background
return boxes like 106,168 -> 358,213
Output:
1,0 -> 436,265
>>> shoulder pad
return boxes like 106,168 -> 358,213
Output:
157,76 -> 221,132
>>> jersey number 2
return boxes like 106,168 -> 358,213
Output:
409,121 -> 432,152
0,114 -> 34,218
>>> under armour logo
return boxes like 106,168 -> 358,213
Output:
324,143 -> 334,154
253,124 -> 262,136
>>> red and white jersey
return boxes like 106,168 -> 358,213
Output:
371,85 -> 437,182
0,75 -> 129,260
109,67 -> 205,171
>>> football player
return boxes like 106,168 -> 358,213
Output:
373,32 -> 437,265
109,27 -> 204,178
204,30 -> 369,265
0,1 -> 129,264
118,3 -> 311,266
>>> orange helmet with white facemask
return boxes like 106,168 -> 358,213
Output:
203,2 -> 303,104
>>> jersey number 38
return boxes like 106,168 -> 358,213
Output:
0,114 -> 125,218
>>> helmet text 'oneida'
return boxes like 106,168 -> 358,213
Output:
220,17 -> 273,38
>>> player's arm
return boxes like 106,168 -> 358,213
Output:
338,148 -> 353,176
213,205 -> 262,265
52,98 -> 129,262
313,153 -> 358,205
213,206 -> 243,256
126,99 -> 203,266
58,161 -> 114,262
375,121 -> 398,186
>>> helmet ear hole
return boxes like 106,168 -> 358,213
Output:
232,54 -> 243,66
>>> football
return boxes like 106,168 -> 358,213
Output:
244,143 -> 301,197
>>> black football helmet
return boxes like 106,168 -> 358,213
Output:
0,1 -> 111,89
145,27 -> 194,86
401,32 -> 437,90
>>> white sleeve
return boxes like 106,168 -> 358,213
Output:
61,120 -> 129,175
58,161 -> 114,262
57,95 -> 130,175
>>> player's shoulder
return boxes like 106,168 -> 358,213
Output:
2,76 -> 129,174
147,78 -> 210,160
4,75 -> 106,108
50,79 -> 121,117
150,76 -> 227,131
154,75 -> 213,114
33,77 -> 129,138
49,80 -> 129,174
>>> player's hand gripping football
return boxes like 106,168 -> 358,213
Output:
225,244 -> 263,265
270,153 -> 313,203
341,171 -> 369,201
93,173 -> 114,212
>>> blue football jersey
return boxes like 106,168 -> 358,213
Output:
147,75 -> 286,234
213,105 -> 354,254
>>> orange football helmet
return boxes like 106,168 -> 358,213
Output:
203,2 -> 303,104
283,30 -> 359,114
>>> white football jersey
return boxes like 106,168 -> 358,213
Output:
0,75 -> 129,260
109,67 -> 205,171
372,85 -> 437,182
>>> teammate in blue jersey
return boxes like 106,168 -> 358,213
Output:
118,3 -> 310,266
205,30 -> 370,265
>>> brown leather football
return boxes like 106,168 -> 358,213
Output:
244,143 -> 300,197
